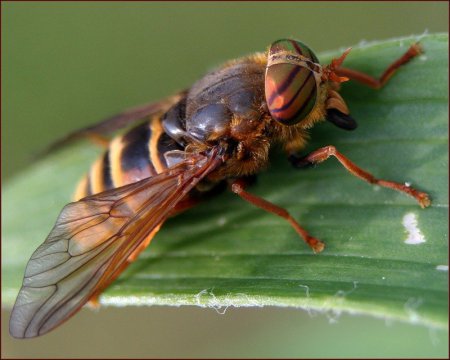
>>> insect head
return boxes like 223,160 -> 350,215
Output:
264,39 -> 357,130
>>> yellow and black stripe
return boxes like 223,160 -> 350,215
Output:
74,117 -> 182,201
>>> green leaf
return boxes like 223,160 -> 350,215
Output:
2,34 -> 448,329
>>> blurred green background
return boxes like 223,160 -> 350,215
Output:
2,2 -> 448,358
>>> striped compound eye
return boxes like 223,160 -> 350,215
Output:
265,39 -> 320,126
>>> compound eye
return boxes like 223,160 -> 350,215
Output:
265,39 -> 319,126
269,39 -> 319,63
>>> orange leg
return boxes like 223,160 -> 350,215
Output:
169,196 -> 203,216
85,132 -> 110,149
291,145 -> 431,208
335,43 -> 422,89
231,179 -> 325,253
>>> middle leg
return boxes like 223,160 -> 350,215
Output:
289,145 -> 431,208
231,178 -> 325,253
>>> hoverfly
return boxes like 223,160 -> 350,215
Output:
10,39 -> 430,338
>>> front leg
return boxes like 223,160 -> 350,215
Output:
335,43 -> 422,89
289,145 -> 431,208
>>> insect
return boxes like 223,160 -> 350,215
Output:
10,39 -> 430,338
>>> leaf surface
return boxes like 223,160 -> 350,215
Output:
3,34 -> 448,328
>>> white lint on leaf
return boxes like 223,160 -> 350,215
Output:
402,213 -> 426,245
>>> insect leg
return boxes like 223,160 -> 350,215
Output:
231,179 -> 325,253
85,132 -> 110,148
169,196 -> 203,216
335,43 -> 422,89
290,145 -> 431,208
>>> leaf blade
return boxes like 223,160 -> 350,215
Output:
2,34 -> 448,328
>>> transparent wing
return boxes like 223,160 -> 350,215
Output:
10,150 -> 222,338
41,91 -> 187,155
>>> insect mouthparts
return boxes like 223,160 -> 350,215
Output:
326,109 -> 358,130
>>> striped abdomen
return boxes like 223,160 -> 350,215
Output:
74,117 -> 182,200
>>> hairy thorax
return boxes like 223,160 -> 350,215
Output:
165,53 -> 327,183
